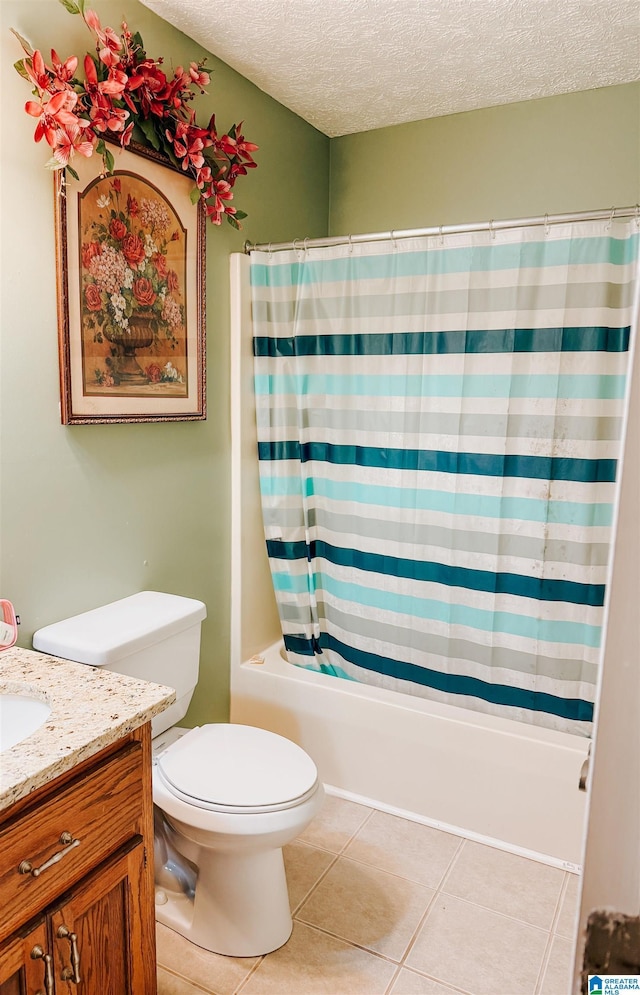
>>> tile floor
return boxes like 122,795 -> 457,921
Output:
156,794 -> 579,995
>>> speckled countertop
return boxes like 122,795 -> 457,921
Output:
0,646 -> 175,811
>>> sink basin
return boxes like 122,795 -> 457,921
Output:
0,692 -> 51,752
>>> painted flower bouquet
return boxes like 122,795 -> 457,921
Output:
13,0 -> 258,227
82,175 -> 185,380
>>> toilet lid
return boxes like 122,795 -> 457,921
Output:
156,724 -> 319,813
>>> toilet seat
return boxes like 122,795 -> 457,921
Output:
156,723 -> 319,815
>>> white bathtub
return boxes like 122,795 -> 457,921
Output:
230,638 -> 588,869
229,253 -> 588,871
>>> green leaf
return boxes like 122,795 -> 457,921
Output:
13,59 -> 29,80
131,32 -> 146,56
161,142 -> 180,169
58,0 -> 81,13
138,116 -> 160,151
189,187 -> 201,205
95,139 -> 106,156
77,0 -> 86,13
66,165 -> 80,182
10,29 -> 34,55
104,148 -> 115,173
226,214 -> 241,231
234,210 -> 248,220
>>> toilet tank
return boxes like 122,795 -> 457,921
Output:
32,591 -> 207,735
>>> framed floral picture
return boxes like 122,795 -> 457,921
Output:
54,140 -> 206,423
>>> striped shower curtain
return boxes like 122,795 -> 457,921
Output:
251,219 -> 639,736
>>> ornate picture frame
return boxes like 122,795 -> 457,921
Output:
54,140 -> 206,424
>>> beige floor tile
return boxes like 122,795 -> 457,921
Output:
157,966 -> 210,994
405,895 -> 549,994
443,841 -> 565,929
345,810 -> 461,889
239,920 -> 396,994
298,793 -> 373,852
389,967 -> 469,994
555,874 -> 580,939
296,855 -> 434,961
539,935 -> 575,995
156,923 -> 258,995
283,840 -> 336,911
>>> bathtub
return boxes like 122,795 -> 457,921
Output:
230,638 -> 588,869
229,253 -> 588,871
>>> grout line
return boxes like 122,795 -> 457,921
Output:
533,870 -> 571,995
427,888 -> 554,933
289,848 -> 341,915
383,964 -> 402,995
391,835 -> 467,970
233,955 -> 266,995
550,871 -> 571,934
534,930 -> 556,995
432,834 -> 467,893
297,801 -> 376,857
158,964 -> 220,994
397,886 -> 441,968
287,917 -> 404,966
343,804 -> 377,851
393,964 -> 475,995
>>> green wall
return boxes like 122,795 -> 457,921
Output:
329,83 -> 640,234
0,0 -> 329,724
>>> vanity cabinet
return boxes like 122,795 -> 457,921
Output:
0,724 -> 157,995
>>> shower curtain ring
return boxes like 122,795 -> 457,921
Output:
303,237 -> 310,256
268,242 -> 273,257
348,234 -> 353,254
544,214 -> 550,236
605,207 -> 615,231
489,219 -> 496,240
439,224 -> 444,246
391,230 -> 397,249
636,204 -> 640,229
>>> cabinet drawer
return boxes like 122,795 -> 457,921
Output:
0,742 -> 144,942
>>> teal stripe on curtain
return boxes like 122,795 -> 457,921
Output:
252,220 -> 639,736
254,373 -> 628,399
254,326 -> 631,357
283,633 -> 594,722
250,234 -> 640,285
265,538 -> 605,606
271,569 -> 603,647
258,441 -> 618,483
260,476 -> 614,527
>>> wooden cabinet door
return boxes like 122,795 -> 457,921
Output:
0,919 -> 53,995
50,840 -> 156,995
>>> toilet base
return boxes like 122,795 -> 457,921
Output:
155,845 -> 293,957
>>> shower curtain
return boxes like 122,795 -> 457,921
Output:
251,219 -> 639,736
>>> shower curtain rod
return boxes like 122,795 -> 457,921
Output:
243,204 -> 640,254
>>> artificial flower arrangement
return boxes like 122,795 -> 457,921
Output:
12,0 -> 258,228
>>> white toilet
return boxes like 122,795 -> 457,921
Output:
33,591 -> 324,957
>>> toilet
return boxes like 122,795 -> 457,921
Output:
33,591 -> 324,957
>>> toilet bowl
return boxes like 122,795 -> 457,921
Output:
152,723 -> 324,956
32,591 -> 325,957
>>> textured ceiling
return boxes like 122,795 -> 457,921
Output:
140,0 -> 640,137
